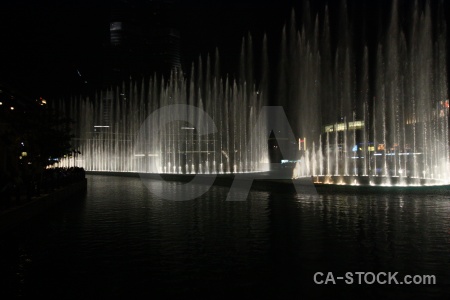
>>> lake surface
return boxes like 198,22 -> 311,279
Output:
1,175 -> 449,298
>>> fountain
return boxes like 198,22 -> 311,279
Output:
56,51 -> 270,174
285,0 -> 449,186
57,0 -> 448,186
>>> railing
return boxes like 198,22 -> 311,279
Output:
0,167 -> 85,210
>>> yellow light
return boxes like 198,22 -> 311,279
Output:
10,107 -> 14,110
0,102 -> 2,105
22,152 -> 27,157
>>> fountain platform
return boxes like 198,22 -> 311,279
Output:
309,175 -> 448,186
307,175 -> 450,194
86,171 -> 450,195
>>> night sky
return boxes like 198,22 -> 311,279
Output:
0,0 -> 448,99
0,0 -> 293,97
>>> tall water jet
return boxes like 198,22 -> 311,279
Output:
281,0 -> 449,185
56,0 -> 448,186
57,46 -> 270,174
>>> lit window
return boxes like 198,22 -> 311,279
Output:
335,123 -> 347,131
348,121 -> 364,129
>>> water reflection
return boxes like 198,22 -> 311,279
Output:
0,175 -> 449,298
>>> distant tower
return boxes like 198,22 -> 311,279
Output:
105,0 -> 181,86
143,0 -> 181,73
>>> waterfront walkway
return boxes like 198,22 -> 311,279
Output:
0,168 -> 86,235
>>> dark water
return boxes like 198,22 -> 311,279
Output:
1,175 -> 449,299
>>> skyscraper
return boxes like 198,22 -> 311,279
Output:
105,0 -> 181,86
